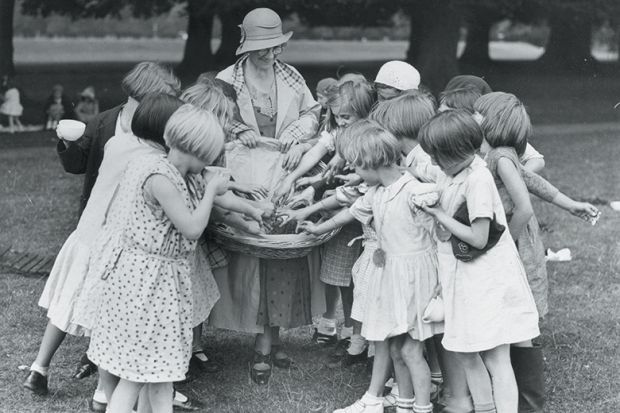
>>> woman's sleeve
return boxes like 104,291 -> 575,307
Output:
349,189 -> 375,225
521,169 -> 559,203
280,82 -> 320,143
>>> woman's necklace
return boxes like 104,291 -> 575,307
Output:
248,81 -> 276,120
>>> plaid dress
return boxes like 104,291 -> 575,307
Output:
319,221 -> 363,287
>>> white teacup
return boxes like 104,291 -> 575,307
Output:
422,296 -> 445,323
56,119 -> 86,141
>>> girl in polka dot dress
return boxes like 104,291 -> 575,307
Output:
86,104 -> 228,413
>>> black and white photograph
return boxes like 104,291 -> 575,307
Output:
0,1 -> 618,412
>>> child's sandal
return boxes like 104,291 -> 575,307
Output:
271,345 -> 292,369
250,352 -> 272,385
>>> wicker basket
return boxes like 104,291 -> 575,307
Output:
208,223 -> 340,260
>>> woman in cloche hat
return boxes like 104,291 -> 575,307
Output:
212,8 -> 321,385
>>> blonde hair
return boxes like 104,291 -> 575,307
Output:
164,104 -> 224,164
474,92 -> 531,156
121,62 -> 181,101
339,119 -> 401,169
338,72 -> 367,86
370,90 -> 435,141
180,82 -> 234,129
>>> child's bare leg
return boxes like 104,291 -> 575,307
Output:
438,343 -> 473,410
368,340 -> 392,396
454,352 -> 495,412
148,382 -> 174,413
8,116 -> 15,133
192,324 -> 203,352
425,338 -> 443,383
98,368 -> 120,407
340,285 -> 354,329
389,336 -> 416,411
33,322 -> 66,369
481,345 -> 517,413
315,285 -> 339,343
402,336 -> 432,406
15,116 -> 23,130
136,385 -> 152,413
108,379 -> 144,413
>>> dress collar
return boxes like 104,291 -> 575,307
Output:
447,155 -> 486,185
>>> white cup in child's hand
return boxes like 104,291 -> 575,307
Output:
56,119 -> 86,141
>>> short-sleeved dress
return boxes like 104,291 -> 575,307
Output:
435,156 -> 539,352
0,88 -> 23,116
350,173 -> 444,341
486,147 -> 548,317
87,155 -> 197,383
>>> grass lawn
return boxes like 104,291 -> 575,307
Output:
0,125 -> 619,412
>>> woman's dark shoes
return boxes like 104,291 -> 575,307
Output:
250,351 -> 272,385
189,351 -> 222,374
326,347 -> 368,368
23,370 -> 48,395
73,354 -> 97,379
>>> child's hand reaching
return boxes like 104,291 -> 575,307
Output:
254,200 -> 276,219
244,220 -> 263,235
277,207 -> 311,227
567,201 -> 600,223
322,155 -> 346,183
297,221 -> 321,235
295,174 -> 322,189
286,186 -> 316,209
334,173 -> 362,187
231,182 -> 268,200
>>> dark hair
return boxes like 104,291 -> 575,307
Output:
474,92 -> 530,156
213,79 -> 238,102
439,86 -> 481,113
419,109 -> 483,169
131,93 -> 184,147
370,89 -> 435,141
444,75 -> 492,95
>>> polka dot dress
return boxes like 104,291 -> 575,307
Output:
87,155 -> 197,383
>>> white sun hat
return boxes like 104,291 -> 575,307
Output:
375,60 -> 421,91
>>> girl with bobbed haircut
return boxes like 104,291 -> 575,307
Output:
121,62 -> 181,102
131,93 -> 184,148
180,82 -> 235,130
338,119 -> 401,170
370,89 -> 435,141
474,91 -> 531,157
439,86 -> 482,113
418,109 -> 483,170
164,104 -> 225,165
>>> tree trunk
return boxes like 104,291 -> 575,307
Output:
0,0 -> 15,78
214,8 -> 247,67
178,0 -> 215,77
460,10 -> 495,66
541,14 -> 594,72
406,0 -> 462,95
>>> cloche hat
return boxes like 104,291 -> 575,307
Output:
375,61 -> 420,91
236,8 -> 293,56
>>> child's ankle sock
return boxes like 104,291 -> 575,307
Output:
317,317 -> 337,336
30,362 -> 48,376
360,391 -> 382,405
347,334 -> 367,355
93,388 -> 107,404
412,402 -> 433,413
474,402 -> 496,413
396,396 -> 415,412
431,371 -> 443,384
340,325 -> 354,340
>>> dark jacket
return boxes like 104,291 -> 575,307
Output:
56,105 -> 123,215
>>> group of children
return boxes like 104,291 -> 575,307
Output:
22,59 -> 598,413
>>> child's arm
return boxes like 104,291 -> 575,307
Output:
228,181 -> 268,200
149,173 -> 229,240
282,139 -> 318,171
273,141 -> 330,201
298,207 -> 355,235
214,191 -> 264,223
521,143 -> 545,173
423,205 -> 491,250
278,195 -> 341,226
213,208 -> 262,235
497,157 -> 534,240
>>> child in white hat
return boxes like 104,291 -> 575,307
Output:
374,61 -> 420,102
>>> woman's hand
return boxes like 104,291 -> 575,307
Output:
334,173 -> 362,187
238,129 -> 259,148
207,173 -> 230,196
297,221 -> 321,235
279,134 -> 298,153
282,144 -> 306,171
231,182 -> 268,200
322,155 -> 346,183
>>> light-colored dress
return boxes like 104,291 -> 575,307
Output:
87,155 -> 197,382
40,133 -> 162,336
435,156 -> 539,352
349,173 -> 443,341
486,147 -> 548,317
0,88 -> 23,116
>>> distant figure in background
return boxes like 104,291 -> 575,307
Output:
0,77 -> 24,133
75,87 -> 100,124
315,77 -> 337,124
45,84 -> 75,130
